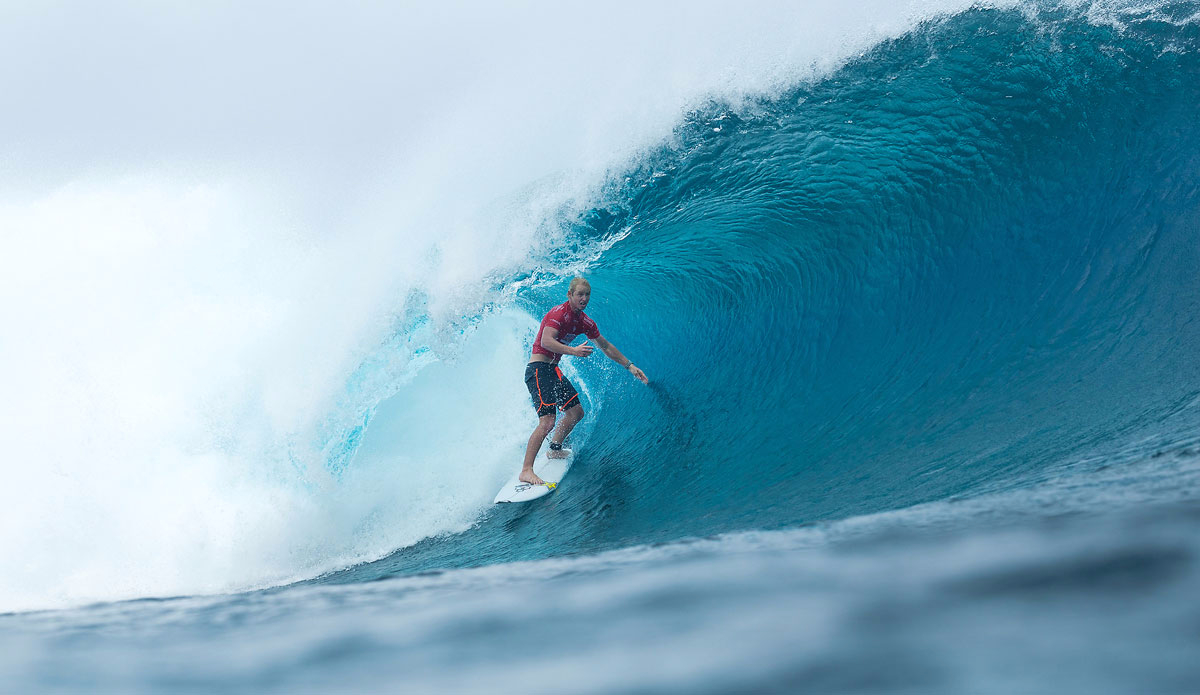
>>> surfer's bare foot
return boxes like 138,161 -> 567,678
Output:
546,447 -> 571,459
519,469 -> 546,486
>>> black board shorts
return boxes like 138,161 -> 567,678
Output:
524,361 -> 580,417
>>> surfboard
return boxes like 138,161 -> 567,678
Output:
494,453 -> 573,503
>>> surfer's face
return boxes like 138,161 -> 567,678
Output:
568,287 -> 590,312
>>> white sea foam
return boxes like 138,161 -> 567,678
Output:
0,0 -> 999,611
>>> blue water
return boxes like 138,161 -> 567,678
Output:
322,1 -> 1200,578
4,2 -> 1200,692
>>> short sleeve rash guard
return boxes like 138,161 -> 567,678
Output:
531,301 -> 600,360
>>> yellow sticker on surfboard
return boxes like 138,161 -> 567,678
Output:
493,454 -> 571,503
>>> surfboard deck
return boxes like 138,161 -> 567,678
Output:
494,453 -> 573,503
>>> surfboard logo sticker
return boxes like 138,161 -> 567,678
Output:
495,456 -> 570,503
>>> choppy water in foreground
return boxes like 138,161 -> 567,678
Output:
4,442 -> 1198,693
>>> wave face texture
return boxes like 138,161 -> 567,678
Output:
339,3 -> 1200,579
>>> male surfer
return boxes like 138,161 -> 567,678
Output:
520,277 -> 648,486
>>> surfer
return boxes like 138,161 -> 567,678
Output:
520,277 -> 648,485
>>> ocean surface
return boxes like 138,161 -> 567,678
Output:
2,1 -> 1199,692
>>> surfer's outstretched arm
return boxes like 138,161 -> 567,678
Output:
594,335 -> 649,384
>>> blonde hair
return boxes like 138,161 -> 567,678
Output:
568,277 -> 591,294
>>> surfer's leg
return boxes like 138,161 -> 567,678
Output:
548,404 -> 583,457
522,363 -> 560,484
521,413 -> 556,485
547,369 -> 582,459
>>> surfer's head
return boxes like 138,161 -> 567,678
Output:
567,277 -> 590,312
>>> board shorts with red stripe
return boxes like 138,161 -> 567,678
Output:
524,361 -> 580,417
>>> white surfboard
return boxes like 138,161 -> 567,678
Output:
494,453 -> 573,503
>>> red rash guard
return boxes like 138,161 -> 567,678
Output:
531,301 -> 600,362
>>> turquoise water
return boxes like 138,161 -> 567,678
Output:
3,2 -> 1199,692
328,3 -> 1200,580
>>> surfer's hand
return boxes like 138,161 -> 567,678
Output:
629,364 -> 648,384
572,340 -> 594,358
